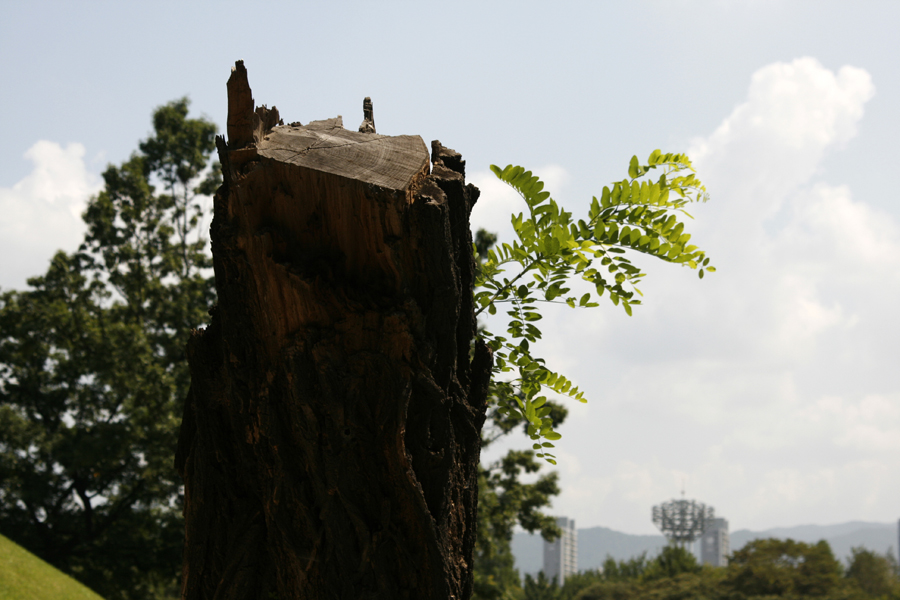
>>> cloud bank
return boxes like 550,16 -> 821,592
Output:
480,58 -> 896,533
0,141 -> 100,291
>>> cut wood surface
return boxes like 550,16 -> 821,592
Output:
177,60 -> 491,600
259,120 -> 428,191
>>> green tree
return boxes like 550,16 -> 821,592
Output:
557,569 -> 604,600
524,571 -> 560,600
845,547 -> 900,598
634,569 -> 724,600
600,552 -> 651,582
573,558 -> 725,600
570,580 -> 637,600
473,402 -> 570,598
473,440 -> 562,599
0,98 -> 218,600
642,545 -> 702,581
81,97 -> 218,376
723,538 -> 843,598
473,233 -> 568,600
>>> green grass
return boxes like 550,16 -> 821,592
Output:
0,534 -> 104,600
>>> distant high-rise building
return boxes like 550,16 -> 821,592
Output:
543,517 -> 578,584
700,518 -> 729,567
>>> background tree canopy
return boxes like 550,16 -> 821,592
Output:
0,98 -> 218,600
516,540 -> 899,600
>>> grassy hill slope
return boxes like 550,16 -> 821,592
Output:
0,533 -> 104,600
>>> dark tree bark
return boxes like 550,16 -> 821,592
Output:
175,61 -> 492,600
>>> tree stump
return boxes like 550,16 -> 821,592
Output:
175,60 -> 492,600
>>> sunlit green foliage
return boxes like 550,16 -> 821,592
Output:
475,152 -> 713,460
473,235 -> 567,600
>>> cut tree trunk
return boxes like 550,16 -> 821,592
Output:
175,60 -> 492,600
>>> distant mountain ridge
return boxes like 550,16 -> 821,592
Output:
512,521 -> 899,576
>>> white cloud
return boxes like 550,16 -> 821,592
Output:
804,394 -> 900,453
668,58 -> 883,369
0,141 -> 100,290
689,58 -> 874,223
779,183 -> 900,269
521,58 -> 900,533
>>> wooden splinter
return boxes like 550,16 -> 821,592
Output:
359,96 -> 376,133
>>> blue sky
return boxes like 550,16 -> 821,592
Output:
2,0 -> 899,535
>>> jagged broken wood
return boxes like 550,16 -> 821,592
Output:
176,60 -> 492,600
359,96 -> 376,133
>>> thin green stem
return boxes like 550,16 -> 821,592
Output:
474,253 -> 546,318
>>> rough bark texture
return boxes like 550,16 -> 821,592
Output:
175,60 -> 492,600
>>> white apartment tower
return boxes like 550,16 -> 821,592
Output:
543,517 -> 578,584
700,518 -> 730,567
